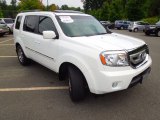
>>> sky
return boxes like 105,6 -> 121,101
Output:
6,0 -> 84,8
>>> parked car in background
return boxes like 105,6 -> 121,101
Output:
156,20 -> 160,27
115,20 -> 130,30
0,18 -> 14,33
128,21 -> 149,32
100,21 -> 114,29
144,20 -> 160,37
0,21 -> 9,36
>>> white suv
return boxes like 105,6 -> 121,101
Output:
14,10 -> 152,102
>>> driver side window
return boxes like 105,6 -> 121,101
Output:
38,16 -> 56,35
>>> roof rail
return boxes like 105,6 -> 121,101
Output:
20,10 -> 42,13
54,10 -> 84,14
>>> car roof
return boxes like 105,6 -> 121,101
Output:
17,10 -> 90,16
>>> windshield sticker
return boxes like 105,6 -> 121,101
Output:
59,16 -> 74,23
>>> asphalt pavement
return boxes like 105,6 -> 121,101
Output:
0,31 -> 160,120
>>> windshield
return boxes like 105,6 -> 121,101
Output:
4,18 -> 14,24
56,15 -> 107,37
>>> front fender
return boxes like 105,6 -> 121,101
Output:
56,53 -> 97,93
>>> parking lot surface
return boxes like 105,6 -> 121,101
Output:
0,31 -> 160,120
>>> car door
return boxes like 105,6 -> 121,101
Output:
138,22 -> 144,31
32,15 -> 59,71
21,15 -> 42,59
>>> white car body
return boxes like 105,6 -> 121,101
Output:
13,11 -> 152,96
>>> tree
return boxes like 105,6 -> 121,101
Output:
125,0 -> 145,21
61,5 -> 69,10
148,0 -> 160,17
83,0 -> 106,12
49,4 -> 57,11
18,0 -> 44,11
0,7 -> 3,17
11,0 -> 16,7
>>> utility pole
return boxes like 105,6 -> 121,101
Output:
47,0 -> 49,11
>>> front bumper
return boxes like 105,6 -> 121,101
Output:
89,56 -> 152,94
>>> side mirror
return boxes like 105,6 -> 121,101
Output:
43,31 -> 56,39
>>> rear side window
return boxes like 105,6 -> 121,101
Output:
38,16 -> 56,34
23,15 -> 39,33
15,16 -> 22,29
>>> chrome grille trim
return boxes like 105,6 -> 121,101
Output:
127,44 -> 149,69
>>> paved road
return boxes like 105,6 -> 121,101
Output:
0,31 -> 160,120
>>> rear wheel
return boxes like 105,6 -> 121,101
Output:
16,45 -> 31,66
68,65 -> 87,102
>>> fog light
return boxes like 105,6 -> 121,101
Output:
112,82 -> 119,88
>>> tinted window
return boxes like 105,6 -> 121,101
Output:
38,16 -> 56,34
15,16 -> 22,29
23,15 -> 38,33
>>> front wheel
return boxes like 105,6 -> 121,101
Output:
134,28 -> 138,32
120,26 -> 124,30
68,65 -> 87,102
16,45 -> 31,66
145,32 -> 150,36
156,30 -> 160,37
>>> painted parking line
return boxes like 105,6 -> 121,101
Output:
0,56 -> 17,58
0,86 -> 68,92
0,39 -> 13,44
0,44 -> 14,46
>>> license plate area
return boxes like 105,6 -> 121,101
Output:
128,67 -> 151,88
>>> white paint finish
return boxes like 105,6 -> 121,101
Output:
13,12 -> 152,94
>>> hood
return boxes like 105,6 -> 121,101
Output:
71,33 -> 145,51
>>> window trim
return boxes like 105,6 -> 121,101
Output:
23,15 -> 39,34
23,15 -> 59,39
37,16 -> 59,39
15,16 -> 22,30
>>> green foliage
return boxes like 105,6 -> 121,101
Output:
125,0 -> 145,21
0,8 -> 3,17
142,17 -> 159,24
83,0 -> 159,22
18,0 -> 45,11
61,4 -> 81,11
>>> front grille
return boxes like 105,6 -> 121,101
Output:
127,45 -> 149,68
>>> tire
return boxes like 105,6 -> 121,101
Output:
0,33 -> 5,37
16,45 -> 31,66
129,30 -> 132,32
145,32 -> 150,36
156,30 -> 160,37
120,26 -> 124,30
134,28 -> 138,32
68,65 -> 86,102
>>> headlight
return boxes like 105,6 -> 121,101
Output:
100,51 -> 129,66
